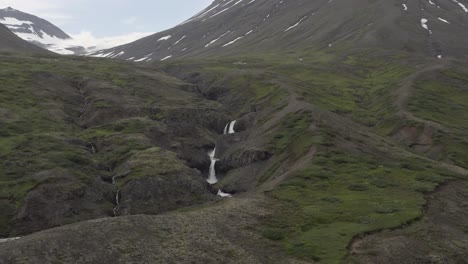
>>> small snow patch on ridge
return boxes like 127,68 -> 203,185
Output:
205,31 -> 231,47
285,16 -> 308,32
173,36 -> 186,45
223,36 -> 244,47
160,55 -> 172,61
438,17 -> 450,24
452,0 -> 468,12
158,35 -> 172,41
420,18 -> 432,34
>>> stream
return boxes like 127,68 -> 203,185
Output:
207,120 -> 237,197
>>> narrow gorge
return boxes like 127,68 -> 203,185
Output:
207,120 -> 238,197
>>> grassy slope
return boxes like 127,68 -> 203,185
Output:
0,53 -> 219,235
159,50 -> 467,263
1,47 -> 466,263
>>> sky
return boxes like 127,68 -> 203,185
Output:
0,0 -> 212,49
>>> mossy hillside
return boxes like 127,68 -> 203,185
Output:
409,70 -> 468,131
272,54 -> 414,126
200,68 -> 288,114
259,110 -> 334,184
122,147 -> 187,185
260,149 -> 455,263
0,54 -> 221,235
397,69 -> 468,168
162,51 -> 415,127
160,57 -> 297,114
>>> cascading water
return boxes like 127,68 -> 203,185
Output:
206,120 -> 239,196
207,148 -> 219,184
228,120 -> 237,134
217,189 -> 232,197
224,120 -> 237,135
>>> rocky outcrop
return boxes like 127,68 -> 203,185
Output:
164,107 -> 230,134
217,149 -> 272,174
11,169 -> 114,236
118,168 -> 212,215
392,124 -> 445,160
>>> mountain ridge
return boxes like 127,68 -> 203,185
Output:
91,0 -> 468,62
0,22 -> 49,53
0,7 -> 86,54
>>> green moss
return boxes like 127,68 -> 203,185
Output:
122,147 -> 185,184
259,151 -> 454,263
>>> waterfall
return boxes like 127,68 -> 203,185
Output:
217,189 -> 232,197
207,148 -> 219,184
229,120 -> 237,134
206,123 -> 235,197
224,120 -> 237,134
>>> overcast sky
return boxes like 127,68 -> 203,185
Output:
0,0 -> 212,48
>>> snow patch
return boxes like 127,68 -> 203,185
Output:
285,16 -> 308,32
160,55 -> 172,61
158,35 -> 172,41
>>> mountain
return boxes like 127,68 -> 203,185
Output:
0,22 -> 48,53
92,0 -> 468,62
1,1 -> 468,264
0,7 -> 86,54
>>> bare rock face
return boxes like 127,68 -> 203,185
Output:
11,169 -> 114,236
118,168 -> 212,216
217,149 -> 272,174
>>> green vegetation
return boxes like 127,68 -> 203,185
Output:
260,111 -> 327,184
260,150 -> 454,263
122,147 -> 186,184
0,53 -> 218,235
406,70 -> 468,168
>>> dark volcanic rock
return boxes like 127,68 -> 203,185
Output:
217,149 -> 272,173
11,169 -> 114,236
118,169 -> 212,216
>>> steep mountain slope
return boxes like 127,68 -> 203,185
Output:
0,23 -> 48,53
93,0 -> 468,62
1,1 -> 468,264
0,7 -> 86,54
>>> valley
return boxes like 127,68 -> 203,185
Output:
0,0 -> 468,263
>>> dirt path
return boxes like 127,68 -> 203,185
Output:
395,60 -> 452,131
260,146 -> 317,192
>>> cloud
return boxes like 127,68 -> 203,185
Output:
67,31 -> 154,51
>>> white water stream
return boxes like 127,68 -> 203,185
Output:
224,120 -> 237,134
207,148 -> 219,184
207,120 -> 238,197
228,120 -> 237,134
217,190 -> 232,197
